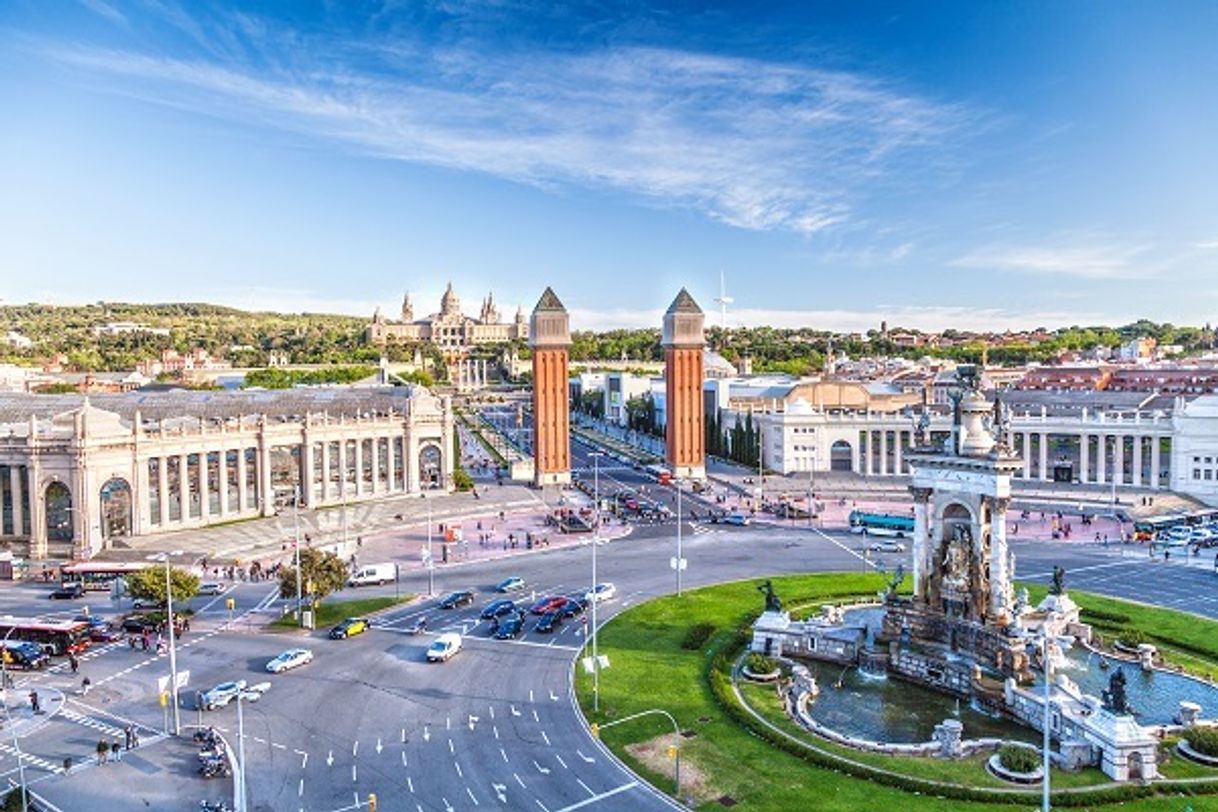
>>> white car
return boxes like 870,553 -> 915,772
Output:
427,633 -> 462,663
266,648 -> 314,673
240,682 -> 271,702
200,680 -> 247,711
585,582 -> 617,603
869,541 -> 907,553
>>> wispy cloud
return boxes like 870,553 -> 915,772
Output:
1197,240 -> 1218,250
77,0 -> 127,25
44,27 -> 974,235
950,239 -> 1155,280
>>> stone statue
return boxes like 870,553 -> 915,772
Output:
916,410 -> 931,448
1102,667 -> 1131,715
1049,565 -> 1066,596
758,579 -> 783,614
956,364 -> 982,393
885,564 -> 905,600
992,395 -> 1012,452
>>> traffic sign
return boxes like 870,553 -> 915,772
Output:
669,557 -> 687,571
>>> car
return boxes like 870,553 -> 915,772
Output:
131,597 -> 163,610
120,616 -> 155,634
529,596 -> 569,615
562,596 -> 588,617
480,599 -> 517,620
328,618 -> 368,639
200,680 -> 247,711
90,627 -> 122,643
493,612 -> 525,640
722,513 -> 751,526
869,541 -> 907,553
426,633 -> 463,662
535,610 -> 564,633
585,582 -> 617,603
495,576 -> 526,593
438,590 -> 475,610
197,582 -> 226,596
48,584 -> 84,600
266,648 -> 314,673
240,681 -> 272,702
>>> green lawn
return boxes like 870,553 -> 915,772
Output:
576,572 -> 1218,811
270,595 -> 413,629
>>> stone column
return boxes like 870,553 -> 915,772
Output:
371,438 -> 382,494
178,452 -> 191,523
10,465 -> 24,539
1021,433 -> 1032,479
1079,435 -> 1090,484
1114,435 -> 1125,487
218,450 -> 230,517
894,431 -> 904,475
1039,432 -> 1050,481
321,440 -> 332,503
237,448 -> 249,513
302,439 -> 316,507
258,428 -> 274,517
28,464 -> 46,558
864,431 -> 874,476
531,287 -> 574,486
1150,437 -> 1161,490
1132,436 -> 1143,487
851,436 -> 861,474
985,496 -> 1012,621
662,288 -> 706,480
354,438 -> 365,497
135,456 -> 151,535
199,450 -> 210,520
879,429 -> 888,476
911,487 -> 933,601
155,457 -> 168,525
386,437 -> 397,492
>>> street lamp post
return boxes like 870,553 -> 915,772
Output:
149,551 -> 183,736
423,492 -> 434,597
235,691 -> 248,812
293,488 -> 303,624
675,478 -> 684,596
1029,628 -> 1053,812
590,451 -> 603,713
2,626 -> 29,812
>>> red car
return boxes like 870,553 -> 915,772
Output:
529,596 -> 569,615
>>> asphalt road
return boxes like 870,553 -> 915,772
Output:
5,495 -> 1218,810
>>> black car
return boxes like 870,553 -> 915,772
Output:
49,584 -> 84,600
493,612 -> 525,640
121,616 -> 155,634
480,599 -> 516,620
535,609 -> 563,634
562,596 -> 588,617
439,590 -> 475,610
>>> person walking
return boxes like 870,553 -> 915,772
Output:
96,738 -> 108,765
81,676 -> 92,696
29,690 -> 39,714
111,739 -> 122,762
124,725 -> 134,750
69,653 -> 79,674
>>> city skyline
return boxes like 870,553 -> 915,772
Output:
2,2 -> 1216,332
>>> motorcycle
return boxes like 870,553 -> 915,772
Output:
200,802 -> 233,812
193,727 -> 220,746
199,758 -> 232,778
408,617 -> 428,635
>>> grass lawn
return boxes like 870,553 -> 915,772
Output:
576,572 -> 1218,811
270,595 -> 413,629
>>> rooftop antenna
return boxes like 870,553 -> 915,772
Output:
713,270 -> 733,330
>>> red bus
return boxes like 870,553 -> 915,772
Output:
0,617 -> 91,656
61,562 -> 147,592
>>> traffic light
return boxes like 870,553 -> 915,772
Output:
367,793 -> 377,812
590,723 -> 600,739
226,598 -> 235,611
666,744 -> 678,761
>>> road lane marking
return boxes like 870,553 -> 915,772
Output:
466,786 -> 479,805
554,753 -> 567,770
576,778 -> 595,796
551,782 -> 639,812
500,747 -> 508,763
540,731 -> 550,746
455,761 -> 463,778
533,760 -> 550,775
514,772 -> 526,788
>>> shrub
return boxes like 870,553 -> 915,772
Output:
681,622 -> 715,651
1116,626 -> 1146,648
997,744 -> 1041,774
744,652 -> 778,675
1189,726 -> 1218,757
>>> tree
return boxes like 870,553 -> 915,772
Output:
278,548 -> 349,604
126,565 -> 200,605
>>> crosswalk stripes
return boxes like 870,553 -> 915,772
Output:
59,707 -> 127,738
0,741 -> 61,773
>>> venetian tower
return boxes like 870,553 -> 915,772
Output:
530,288 -> 571,486
663,289 -> 706,481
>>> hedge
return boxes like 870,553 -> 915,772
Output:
1189,727 -> 1218,758
680,622 -> 715,651
997,744 -> 1040,774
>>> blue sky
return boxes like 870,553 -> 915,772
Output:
1,1 -> 1216,332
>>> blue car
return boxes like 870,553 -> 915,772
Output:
480,599 -> 517,620
496,576 -> 525,593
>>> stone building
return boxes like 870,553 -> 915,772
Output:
365,283 -> 527,352
0,387 -> 453,560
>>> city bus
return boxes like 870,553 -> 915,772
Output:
60,562 -> 148,592
1132,515 -> 1188,542
848,510 -> 916,538
0,617 -> 91,656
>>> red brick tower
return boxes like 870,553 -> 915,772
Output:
530,287 -> 571,486
663,289 -> 706,481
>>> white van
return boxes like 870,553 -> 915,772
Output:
349,563 -> 398,587
426,633 -> 462,662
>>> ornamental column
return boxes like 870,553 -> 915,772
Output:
158,457 -> 169,525
178,452 -> 191,522
910,486 -> 932,601
354,438 -> 365,497
237,448 -> 249,513
303,436 -> 316,507
371,438 -> 381,494
1113,435 -> 1125,486
258,418 -> 274,517
218,450 -> 230,517
1150,437 -> 1161,490
879,430 -> 889,476
10,466 -> 24,539
1079,434 -> 1090,484
662,288 -> 706,480
1038,432 -> 1050,481
1021,432 -> 1031,479
1132,436 -> 1143,487
864,432 -> 874,476
985,495 -> 1012,622
894,431 -> 904,475
530,287 -> 572,486
321,440 -> 332,502
199,450 -> 210,520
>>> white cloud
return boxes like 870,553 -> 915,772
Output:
1197,240 -> 1218,250
950,240 -> 1155,280
45,36 -> 973,235
77,0 -> 127,25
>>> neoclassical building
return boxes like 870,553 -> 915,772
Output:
365,283 -> 528,352
0,387 -> 454,560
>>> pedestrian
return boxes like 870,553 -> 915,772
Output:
69,653 -> 79,674
111,739 -> 122,762
82,677 -> 92,695
124,725 -> 134,750
96,738 -> 108,765
183,616 -> 190,633
29,690 -> 39,714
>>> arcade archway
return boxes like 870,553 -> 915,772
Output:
100,477 -> 133,539
419,444 -> 443,489
45,481 -> 73,543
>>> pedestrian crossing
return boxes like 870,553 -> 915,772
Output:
59,706 -> 129,739
0,741 -> 61,773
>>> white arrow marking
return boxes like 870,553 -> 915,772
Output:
468,714 -> 479,730
492,782 -> 508,803
376,737 -> 383,755
423,725 -> 431,742
577,750 -> 596,763
549,690 -> 558,702
353,741 -> 359,758
533,760 -> 550,775
532,709 -> 539,723
442,798 -> 454,812
448,738 -> 455,755
301,752 -> 308,769
510,705 -> 521,717
326,750 -> 334,767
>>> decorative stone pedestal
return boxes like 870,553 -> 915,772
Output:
933,718 -> 964,758
1088,710 -> 1159,781
1176,701 -> 1202,726
751,611 -> 792,657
